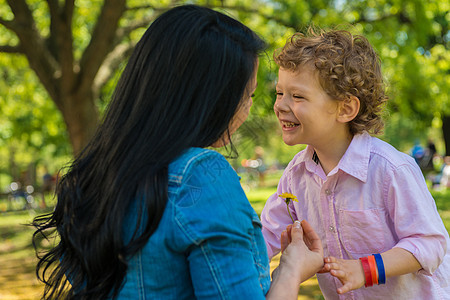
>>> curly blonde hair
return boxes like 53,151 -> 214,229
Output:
274,27 -> 387,135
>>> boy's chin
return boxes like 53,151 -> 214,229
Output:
282,137 -> 300,146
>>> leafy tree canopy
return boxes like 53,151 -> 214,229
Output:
0,0 -> 448,189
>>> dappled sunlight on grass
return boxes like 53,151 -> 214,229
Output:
0,210 -> 43,299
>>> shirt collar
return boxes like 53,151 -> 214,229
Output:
290,132 -> 371,182
336,132 -> 370,182
290,146 -> 323,176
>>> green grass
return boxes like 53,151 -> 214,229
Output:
432,189 -> 450,232
246,186 -> 277,214
0,210 -> 43,299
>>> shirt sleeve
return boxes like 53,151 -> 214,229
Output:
385,161 -> 449,275
260,167 -> 297,259
174,152 -> 268,299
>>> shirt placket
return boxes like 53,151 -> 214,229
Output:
321,178 -> 340,257
321,176 -> 355,300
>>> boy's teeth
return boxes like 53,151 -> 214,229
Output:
283,121 -> 298,127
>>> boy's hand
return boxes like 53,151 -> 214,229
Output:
322,256 -> 365,294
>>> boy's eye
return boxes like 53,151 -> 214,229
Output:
276,92 -> 283,96
293,95 -> 304,100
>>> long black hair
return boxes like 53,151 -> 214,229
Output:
33,5 -> 266,299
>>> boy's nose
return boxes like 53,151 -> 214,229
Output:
274,97 -> 289,113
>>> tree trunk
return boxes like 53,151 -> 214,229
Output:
60,91 -> 99,156
442,115 -> 450,156
2,0 -> 127,156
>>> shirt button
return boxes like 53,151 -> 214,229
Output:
329,225 -> 335,232
325,189 -> 331,195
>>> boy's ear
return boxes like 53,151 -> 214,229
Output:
337,95 -> 360,123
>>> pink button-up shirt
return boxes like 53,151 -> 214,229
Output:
261,132 -> 450,299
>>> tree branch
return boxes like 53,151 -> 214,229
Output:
206,3 -> 413,32
93,41 -> 136,96
45,0 -> 75,91
115,14 -> 157,41
64,0 -> 75,20
46,0 -> 60,60
79,0 -> 127,91
125,4 -> 165,11
0,17 -> 16,31
59,0 -> 75,92
353,10 -> 412,25
46,0 -> 59,14
6,0 -> 60,101
198,3 -> 302,30
0,44 -> 23,53
128,2 -> 296,38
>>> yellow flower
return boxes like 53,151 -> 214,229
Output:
279,193 -> 298,202
279,193 -> 298,223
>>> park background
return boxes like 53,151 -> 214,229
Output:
0,0 -> 448,299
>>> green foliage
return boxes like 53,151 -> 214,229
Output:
219,0 -> 450,163
0,0 -> 448,185
0,53 -> 71,189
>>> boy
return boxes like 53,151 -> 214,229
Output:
261,28 -> 450,299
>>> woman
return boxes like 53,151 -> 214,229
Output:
33,5 -> 323,299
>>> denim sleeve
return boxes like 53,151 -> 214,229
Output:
173,152 -> 268,299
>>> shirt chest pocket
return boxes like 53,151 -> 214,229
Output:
339,208 -> 395,254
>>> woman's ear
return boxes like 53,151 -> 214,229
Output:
337,95 -> 360,123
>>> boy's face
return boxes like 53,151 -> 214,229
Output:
274,66 -> 341,148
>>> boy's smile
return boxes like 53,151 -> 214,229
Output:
280,120 -> 300,129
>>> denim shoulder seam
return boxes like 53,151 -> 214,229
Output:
180,150 -> 221,178
169,149 -> 220,184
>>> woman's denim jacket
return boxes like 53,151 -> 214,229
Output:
117,148 -> 270,299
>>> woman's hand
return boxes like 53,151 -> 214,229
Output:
280,220 -> 324,283
267,220 -> 324,299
